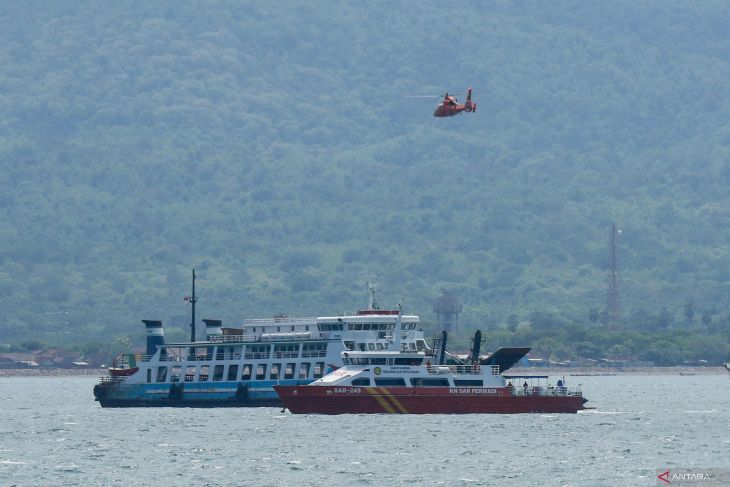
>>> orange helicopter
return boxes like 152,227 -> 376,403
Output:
433,87 -> 476,117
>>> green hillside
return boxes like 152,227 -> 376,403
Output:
2,1 -> 730,361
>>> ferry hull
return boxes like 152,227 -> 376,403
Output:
275,386 -> 587,414
94,380 -> 307,408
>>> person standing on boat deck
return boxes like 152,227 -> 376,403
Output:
523,381 -> 528,394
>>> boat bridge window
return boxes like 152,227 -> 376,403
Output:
410,378 -> 449,387
199,365 -> 210,381
344,357 -> 386,366
274,343 -> 299,358
241,364 -> 252,380
170,365 -> 181,382
351,377 -> 370,386
285,363 -> 295,379
416,340 -> 427,352
213,365 -> 224,381
374,377 -> 406,386
299,362 -> 311,379
245,344 -> 271,360
313,362 -> 325,379
344,341 -> 355,351
454,379 -> 483,387
156,366 -> 167,383
270,363 -> 281,380
228,364 -> 239,381
317,323 -> 343,331
394,358 -> 423,366
255,364 -> 267,380
302,342 -> 326,358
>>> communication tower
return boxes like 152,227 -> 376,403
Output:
607,223 -> 620,328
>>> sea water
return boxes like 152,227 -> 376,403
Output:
0,374 -> 728,486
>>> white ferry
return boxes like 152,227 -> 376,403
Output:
93,281 -> 428,407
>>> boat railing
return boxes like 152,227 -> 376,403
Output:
209,334 -> 262,343
507,385 -> 582,397
242,317 -> 317,325
426,364 -> 499,375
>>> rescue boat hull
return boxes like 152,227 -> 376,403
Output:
274,385 -> 586,414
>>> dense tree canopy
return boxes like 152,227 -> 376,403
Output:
1,1 -> 730,362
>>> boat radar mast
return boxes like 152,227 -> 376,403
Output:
185,269 -> 198,342
367,281 -> 379,310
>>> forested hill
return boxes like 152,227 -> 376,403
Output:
2,1 -> 730,346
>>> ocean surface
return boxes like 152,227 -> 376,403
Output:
1,374 -> 728,486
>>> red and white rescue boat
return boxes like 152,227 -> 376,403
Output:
275,349 -> 587,415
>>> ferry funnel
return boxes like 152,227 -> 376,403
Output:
203,319 -> 222,340
143,320 -> 165,356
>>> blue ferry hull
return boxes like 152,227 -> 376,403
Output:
94,379 -> 311,408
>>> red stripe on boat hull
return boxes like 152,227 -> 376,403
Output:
274,386 -> 586,414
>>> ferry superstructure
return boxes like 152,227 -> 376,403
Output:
93,284 -> 428,407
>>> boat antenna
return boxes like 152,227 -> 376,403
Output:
187,269 -> 198,342
367,281 -> 379,310
393,300 -> 404,352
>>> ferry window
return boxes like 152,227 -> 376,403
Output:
348,324 -> 353,330
363,324 -> 370,331
241,364 -> 252,381
270,363 -> 281,380
302,342 -> 326,358
376,343 -> 384,350
351,377 -> 370,386
454,379 -> 484,387
336,323 -> 343,331
368,343 -> 375,351
313,362 -> 325,379
285,363 -> 295,379
255,364 -> 267,380
228,364 -> 239,381
299,362 -> 311,379
291,326 -> 295,332
199,365 -> 210,382
344,341 -> 355,351
274,343 -> 299,358
416,340 -> 427,351
354,324 -> 362,330
370,358 -> 386,365
277,326 -> 281,332
185,366 -> 196,381
170,366 -> 181,383
156,366 -> 168,383
379,324 -> 386,330
253,327 -> 257,332
216,347 -> 224,360
213,365 -> 224,381
374,377 -> 406,386
411,378 -> 449,387
306,325 -> 310,331
146,369 -> 152,383
359,343 -> 366,351
245,344 -> 271,360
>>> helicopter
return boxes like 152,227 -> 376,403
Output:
433,87 -> 476,117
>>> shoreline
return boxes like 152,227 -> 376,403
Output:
0,366 -> 726,378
